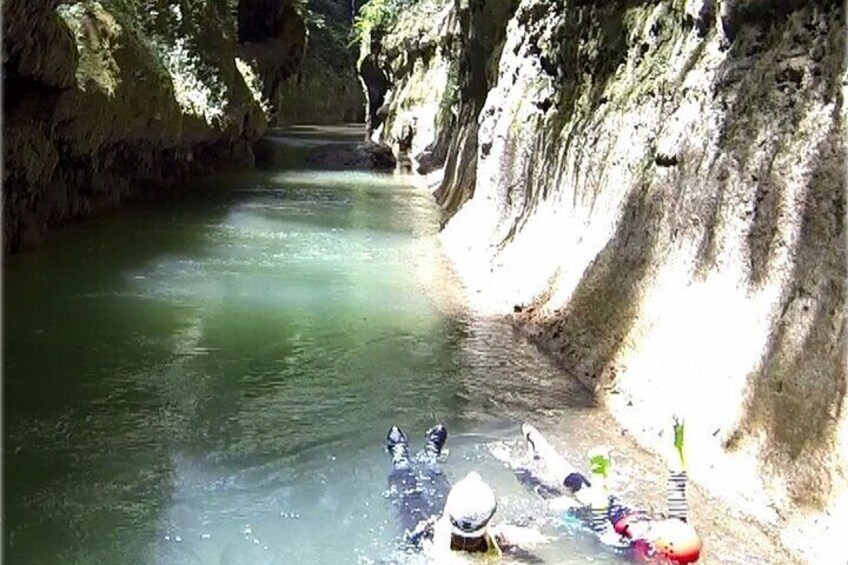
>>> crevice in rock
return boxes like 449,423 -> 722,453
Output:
434,0 -> 518,220
359,39 -> 391,139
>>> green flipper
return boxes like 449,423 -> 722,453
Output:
673,417 -> 686,470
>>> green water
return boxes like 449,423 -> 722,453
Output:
2,127 -> 599,565
6,126 -> 749,565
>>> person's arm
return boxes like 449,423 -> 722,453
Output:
547,493 -> 582,512
513,468 -> 565,499
404,514 -> 439,546
494,524 -> 552,546
492,525 -> 551,563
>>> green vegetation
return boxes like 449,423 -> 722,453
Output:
302,0 -> 357,75
276,0 -> 365,123
352,0 -> 413,44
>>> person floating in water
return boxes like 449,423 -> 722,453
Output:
498,418 -> 702,564
385,424 -> 549,560
385,423 -> 451,535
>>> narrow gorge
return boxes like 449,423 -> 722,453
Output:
3,1 -> 846,564
3,0 -> 364,253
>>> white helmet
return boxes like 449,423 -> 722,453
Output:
445,472 -> 497,538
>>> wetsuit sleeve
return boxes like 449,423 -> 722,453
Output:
513,468 -> 565,499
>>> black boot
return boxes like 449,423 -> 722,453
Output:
387,425 -> 410,467
424,424 -> 448,456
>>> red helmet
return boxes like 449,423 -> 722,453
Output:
651,519 -> 702,564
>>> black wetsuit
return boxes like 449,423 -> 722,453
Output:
385,426 -> 451,541
387,454 -> 451,535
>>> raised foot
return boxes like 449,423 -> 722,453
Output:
387,425 -> 410,466
424,424 -> 448,455
387,425 -> 409,452
521,423 -> 543,457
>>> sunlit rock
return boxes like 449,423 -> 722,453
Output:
372,1 -> 846,563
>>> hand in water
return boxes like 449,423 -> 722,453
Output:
495,524 -> 552,547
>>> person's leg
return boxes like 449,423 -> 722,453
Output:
422,424 -> 447,459
521,423 -> 589,490
416,424 -> 451,519
666,418 -> 689,522
387,425 -> 411,470
386,425 -> 429,534
645,419 -> 701,564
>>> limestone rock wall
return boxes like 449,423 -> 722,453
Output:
3,0 -> 306,253
378,0 -> 846,562
362,0 -> 517,180
360,0 -> 457,171
275,0 -> 365,124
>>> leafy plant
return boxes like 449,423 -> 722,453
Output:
351,0 -> 411,45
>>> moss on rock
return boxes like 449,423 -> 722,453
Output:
3,0 -> 307,253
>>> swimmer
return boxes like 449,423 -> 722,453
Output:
385,424 -> 451,535
385,424 -> 549,560
500,419 -> 702,564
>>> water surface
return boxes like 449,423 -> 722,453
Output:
3,126 -> 789,565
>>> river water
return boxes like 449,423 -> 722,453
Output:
3,126 -> 792,565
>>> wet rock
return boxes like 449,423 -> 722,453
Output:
359,53 -> 391,139
3,0 -> 308,254
306,142 -> 396,171
373,1 -> 846,562
414,148 -> 442,175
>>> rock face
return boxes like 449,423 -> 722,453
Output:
3,0 -> 306,253
275,0 -> 365,124
237,0 -> 307,108
305,140 -> 396,169
358,0 -> 459,171
374,0 -> 846,562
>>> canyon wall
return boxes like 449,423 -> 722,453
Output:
275,0 -> 365,124
370,0 -> 846,562
3,0 -> 306,253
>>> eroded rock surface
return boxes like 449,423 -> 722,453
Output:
372,0 -> 846,562
305,141 -> 396,170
